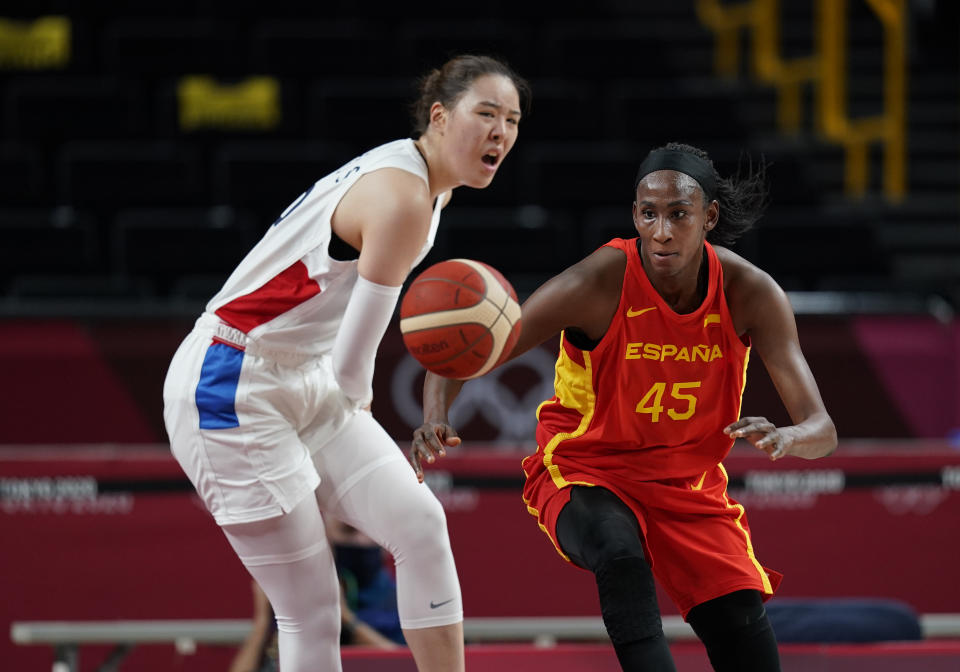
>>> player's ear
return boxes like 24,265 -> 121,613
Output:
703,199 -> 719,231
429,101 -> 447,133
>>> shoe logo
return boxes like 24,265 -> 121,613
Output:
429,598 -> 455,609
626,306 -> 657,318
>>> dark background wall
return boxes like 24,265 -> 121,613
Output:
1,0 -> 958,310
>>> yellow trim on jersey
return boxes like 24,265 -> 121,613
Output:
540,335 -> 598,489
719,348 -> 771,591
523,500 -> 571,561
718,463 -> 773,594
735,346 -> 751,418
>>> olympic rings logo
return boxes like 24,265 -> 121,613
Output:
390,347 -> 557,442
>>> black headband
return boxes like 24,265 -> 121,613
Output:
634,149 -> 717,202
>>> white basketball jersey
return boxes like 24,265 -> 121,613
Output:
205,139 -> 444,357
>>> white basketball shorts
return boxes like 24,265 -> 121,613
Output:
163,316 -> 356,526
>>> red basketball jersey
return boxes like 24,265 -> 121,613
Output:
524,238 -> 750,492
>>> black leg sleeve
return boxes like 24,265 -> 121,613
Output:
556,486 -> 676,672
687,590 -> 781,672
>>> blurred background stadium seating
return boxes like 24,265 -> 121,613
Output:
0,0 -> 957,311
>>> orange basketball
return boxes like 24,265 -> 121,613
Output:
399,258 -> 522,380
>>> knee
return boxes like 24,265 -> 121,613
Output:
556,487 -> 644,571
688,590 -> 769,643
380,494 -> 451,561
580,519 -> 645,570
276,599 -> 341,639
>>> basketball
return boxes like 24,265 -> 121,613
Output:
399,258 -> 522,380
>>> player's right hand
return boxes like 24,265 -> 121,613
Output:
410,422 -> 461,483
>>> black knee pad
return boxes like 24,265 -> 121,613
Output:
688,589 -> 771,644
688,590 -> 780,672
596,555 -> 663,646
556,486 -> 644,570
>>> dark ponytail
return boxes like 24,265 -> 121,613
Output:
653,142 -> 769,246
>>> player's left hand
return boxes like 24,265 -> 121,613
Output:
724,416 -> 792,460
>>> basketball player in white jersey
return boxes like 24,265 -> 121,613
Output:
163,55 -> 529,672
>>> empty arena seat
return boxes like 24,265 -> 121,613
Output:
537,20 -> 681,79
521,141 -> 641,209
395,20 -> 532,77
111,206 -> 258,293
57,140 -> 203,207
5,76 -> 144,142
0,142 -> 44,204
581,206 -> 636,253
251,19 -> 395,77
519,79 -> 601,142
432,205 -> 577,278
212,140 -> 353,215
606,79 -> 752,146
6,273 -> 155,302
0,207 -> 99,281
755,218 -> 890,290
307,79 -> 414,145
169,273 -> 232,304
101,18 -> 242,76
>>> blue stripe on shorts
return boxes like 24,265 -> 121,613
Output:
195,342 -> 244,429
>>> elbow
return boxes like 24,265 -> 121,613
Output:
332,358 -> 372,407
331,357 -> 351,395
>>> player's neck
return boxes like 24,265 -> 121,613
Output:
414,136 -> 455,199
645,249 -> 708,314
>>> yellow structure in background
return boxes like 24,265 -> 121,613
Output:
818,0 -> 907,201
178,76 -> 281,131
696,0 -> 907,201
0,16 -> 70,69
696,0 -> 818,134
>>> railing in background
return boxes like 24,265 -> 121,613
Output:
10,615 -> 960,672
696,0 -> 907,202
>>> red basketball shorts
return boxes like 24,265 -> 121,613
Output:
523,462 -> 782,618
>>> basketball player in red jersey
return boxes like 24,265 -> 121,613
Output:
413,142 -> 837,671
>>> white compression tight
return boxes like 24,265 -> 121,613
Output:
313,411 -> 463,630
222,411 -> 462,672
223,499 -> 342,672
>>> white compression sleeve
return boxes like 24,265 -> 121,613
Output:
331,275 -> 402,407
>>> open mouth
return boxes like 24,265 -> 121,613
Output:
482,153 -> 499,167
